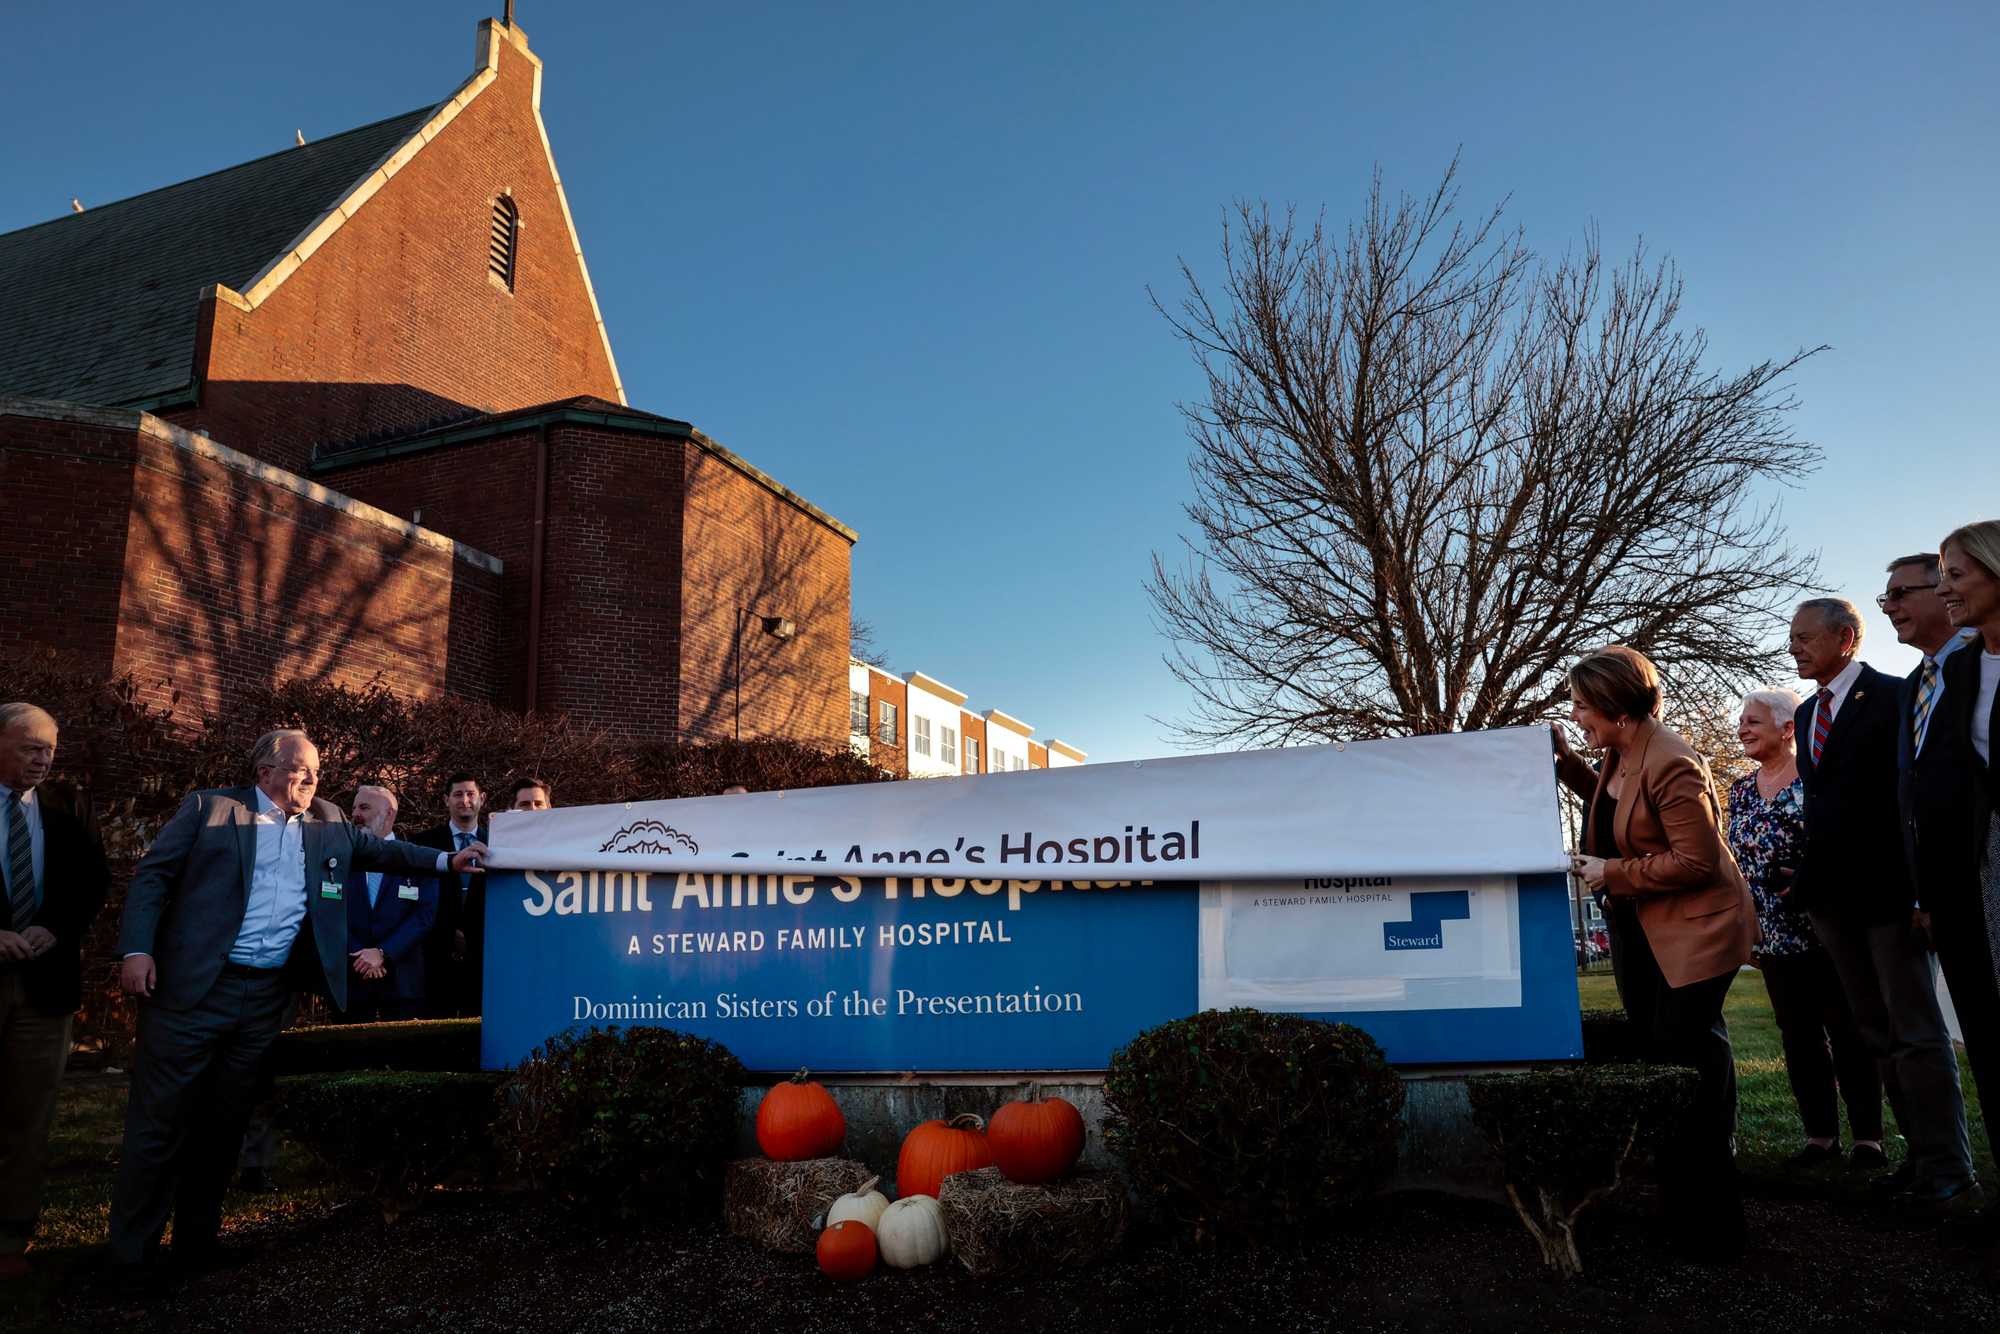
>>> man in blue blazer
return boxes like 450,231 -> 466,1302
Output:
339,785 -> 437,1023
109,729 -> 486,1277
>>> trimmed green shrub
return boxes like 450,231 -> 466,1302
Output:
1103,1009 -> 1405,1243
269,1019 -> 484,1075
495,1026 -> 747,1220
1578,1007 -> 1640,1064
1466,1064 -> 1697,1278
274,1071 -> 505,1220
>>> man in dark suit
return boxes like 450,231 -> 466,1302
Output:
108,729 -> 486,1275
1788,596 -> 1978,1213
415,773 -> 487,1018
1890,553 -> 2000,1232
0,703 -> 109,1281
339,785 -> 437,1023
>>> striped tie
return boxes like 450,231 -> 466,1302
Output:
5,791 -> 35,931
1911,657 -> 1941,756
1811,688 -> 1834,765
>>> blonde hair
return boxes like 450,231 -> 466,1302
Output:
1942,520 -> 2000,586
1568,645 -> 1663,721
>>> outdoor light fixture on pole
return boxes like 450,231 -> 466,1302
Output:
733,607 -> 796,740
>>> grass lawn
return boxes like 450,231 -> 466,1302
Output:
1577,969 -> 1995,1186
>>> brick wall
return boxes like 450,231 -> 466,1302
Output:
537,423 -> 685,739
321,414 -> 853,746
114,426 -> 503,721
311,424 -> 544,709
867,673 -> 909,776
958,710 -> 988,775
0,401 -> 501,723
0,409 -> 138,677
166,27 -> 619,473
678,443 -> 851,747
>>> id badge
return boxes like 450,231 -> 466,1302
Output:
319,879 -> 343,899
397,881 -> 421,902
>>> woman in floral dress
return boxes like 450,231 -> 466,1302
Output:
1729,688 -> 1886,1168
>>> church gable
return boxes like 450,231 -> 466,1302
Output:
178,18 -> 625,471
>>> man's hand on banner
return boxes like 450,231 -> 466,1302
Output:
449,842 -> 489,874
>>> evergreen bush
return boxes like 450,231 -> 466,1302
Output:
1103,1008 -> 1405,1243
274,1070 -> 505,1219
495,1026 -> 747,1219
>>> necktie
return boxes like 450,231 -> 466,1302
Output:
5,792 -> 36,932
1811,688 -> 1834,765
1912,658 -> 1941,757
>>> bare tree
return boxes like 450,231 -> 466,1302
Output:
1149,163 -> 1822,746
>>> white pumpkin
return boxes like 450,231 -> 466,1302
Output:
826,1174 -> 889,1232
875,1194 -> 948,1269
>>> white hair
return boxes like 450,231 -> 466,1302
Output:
249,728 -> 310,772
1742,688 -> 1802,729
0,702 -> 57,737
355,783 -> 399,820
1797,597 -> 1865,647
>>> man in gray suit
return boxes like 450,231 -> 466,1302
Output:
107,729 -> 486,1276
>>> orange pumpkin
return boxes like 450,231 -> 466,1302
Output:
988,1083 -> 1085,1184
756,1070 -> 846,1161
896,1112 -> 992,1198
816,1220 -> 877,1282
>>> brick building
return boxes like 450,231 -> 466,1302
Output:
847,661 -> 1087,778
0,17 -> 854,745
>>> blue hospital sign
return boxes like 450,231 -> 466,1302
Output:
477,728 -> 1581,1072
479,868 -> 1579,1071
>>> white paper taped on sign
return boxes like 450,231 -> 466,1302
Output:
1198,875 -> 1522,1014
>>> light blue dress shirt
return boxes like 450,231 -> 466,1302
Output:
364,834 -> 396,909
0,781 -> 46,916
228,787 -> 309,968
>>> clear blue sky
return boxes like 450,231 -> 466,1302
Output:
4,2 -> 1995,761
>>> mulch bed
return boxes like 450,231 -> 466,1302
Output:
53,1185 -> 1999,1334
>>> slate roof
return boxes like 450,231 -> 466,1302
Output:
0,106 -> 435,408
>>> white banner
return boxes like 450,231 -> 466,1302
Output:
1199,876 -> 1522,1013
488,727 -> 1568,880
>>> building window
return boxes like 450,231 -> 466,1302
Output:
489,195 -> 519,290
877,700 -> 898,746
849,690 -> 868,735
940,726 -> 957,766
1012,755 -> 1026,772
965,738 -> 980,773
914,716 -> 932,757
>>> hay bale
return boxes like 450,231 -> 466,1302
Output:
722,1157 -> 874,1253
936,1166 -> 1129,1278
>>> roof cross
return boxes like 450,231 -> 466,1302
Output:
503,1 -> 515,26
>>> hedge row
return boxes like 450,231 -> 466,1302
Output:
0,657 -> 896,1064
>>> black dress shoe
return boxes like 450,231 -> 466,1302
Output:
1891,1179 -> 1985,1219
1847,1143 -> 1889,1171
1868,1161 -> 1917,1195
1786,1143 -> 1842,1168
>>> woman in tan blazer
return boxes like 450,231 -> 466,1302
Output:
1555,644 -> 1758,1260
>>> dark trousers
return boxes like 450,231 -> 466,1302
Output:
1759,948 -> 1884,1142
108,968 -> 289,1266
1608,902 -> 1743,1249
0,972 -> 72,1256
1808,909 -> 1972,1190
1932,893 -> 2000,1144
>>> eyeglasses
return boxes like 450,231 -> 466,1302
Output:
1875,583 -> 1938,609
266,764 -> 319,781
